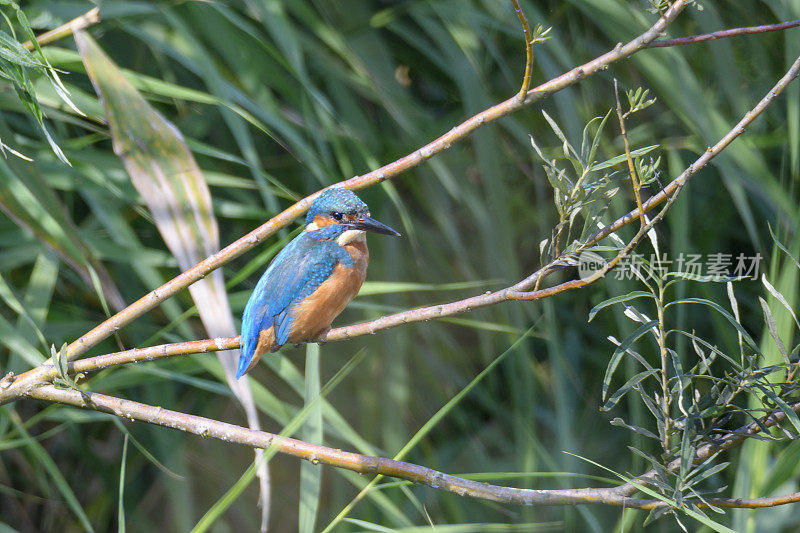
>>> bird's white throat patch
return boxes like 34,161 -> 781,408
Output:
304,223 -> 365,245
337,229 -> 366,246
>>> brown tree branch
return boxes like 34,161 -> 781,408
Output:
647,19 -> 800,48
702,492 -> 800,509
22,384 -> 800,511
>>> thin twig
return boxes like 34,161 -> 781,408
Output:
510,0 -> 533,99
22,7 -> 101,51
647,19 -> 800,48
656,280 -> 672,453
701,492 -> 800,509
614,79 -> 646,227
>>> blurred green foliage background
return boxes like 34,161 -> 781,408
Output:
1,0 -> 799,531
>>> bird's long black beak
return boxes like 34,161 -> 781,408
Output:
349,215 -> 401,236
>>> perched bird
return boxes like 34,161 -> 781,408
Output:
236,188 -> 400,378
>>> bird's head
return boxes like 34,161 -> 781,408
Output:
304,188 -> 401,239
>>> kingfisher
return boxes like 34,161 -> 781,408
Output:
236,188 -> 401,378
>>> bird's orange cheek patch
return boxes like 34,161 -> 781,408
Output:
313,215 -> 336,228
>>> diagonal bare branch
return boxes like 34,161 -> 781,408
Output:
647,19 -> 800,48
23,382 -> 800,511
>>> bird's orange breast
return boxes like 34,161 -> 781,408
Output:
243,239 -> 369,375
290,239 -> 369,340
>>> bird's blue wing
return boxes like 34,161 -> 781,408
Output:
238,234 -> 349,377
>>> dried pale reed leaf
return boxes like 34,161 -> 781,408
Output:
75,31 -> 270,527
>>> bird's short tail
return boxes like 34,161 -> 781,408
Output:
236,327 -> 276,378
235,351 -> 253,379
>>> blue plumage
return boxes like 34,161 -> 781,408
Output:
238,231 -> 351,377
237,188 -> 400,378
305,188 -> 367,224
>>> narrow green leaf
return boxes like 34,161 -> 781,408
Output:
541,110 -> 575,159
0,269 -> 47,349
0,158 -> 122,309
684,462 -> 729,489
762,439 -> 800,494
6,409 -> 94,532
768,223 -> 800,270
118,434 -> 129,533
588,110 -> 612,165
762,275 -> 800,331
753,383 -> 800,436
603,320 -> 658,400
0,311 -> 44,367
358,280 -> 496,296
588,290 -> 654,322
666,298 -> 762,354
679,420 -> 695,480
593,145 -> 660,171
727,281 -> 744,361
111,419 -> 183,479
759,296 -> 789,365
602,369 -> 658,411
666,271 -> 741,283
609,417 -> 658,440
299,343 -> 322,533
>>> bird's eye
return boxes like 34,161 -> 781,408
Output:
331,212 -> 343,221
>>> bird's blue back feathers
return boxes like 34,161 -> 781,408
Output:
237,227 -> 353,377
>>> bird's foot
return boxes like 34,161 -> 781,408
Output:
316,328 -> 332,345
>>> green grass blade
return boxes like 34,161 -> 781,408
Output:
118,433 -> 129,533
6,407 -> 94,532
322,328 -> 533,532
192,349 -> 366,532
299,343 -> 323,533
